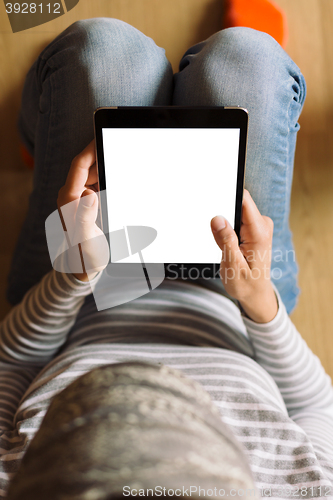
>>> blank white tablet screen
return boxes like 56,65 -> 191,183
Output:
102,128 -> 240,263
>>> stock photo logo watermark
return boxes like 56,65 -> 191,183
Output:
3,0 -> 79,32
45,190 -> 165,312
122,485 -> 258,497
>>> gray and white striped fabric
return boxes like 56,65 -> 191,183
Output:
0,270 -> 333,499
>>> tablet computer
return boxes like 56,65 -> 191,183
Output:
94,106 -> 248,280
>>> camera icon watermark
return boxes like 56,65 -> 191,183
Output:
45,190 -> 165,311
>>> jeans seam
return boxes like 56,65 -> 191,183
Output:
30,62 -> 54,259
281,108 -> 290,271
284,73 -> 302,235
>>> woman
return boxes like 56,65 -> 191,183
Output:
2,18 -> 333,500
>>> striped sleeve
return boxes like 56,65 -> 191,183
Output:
0,270 -> 100,367
242,288 -> 333,462
0,363 -> 36,431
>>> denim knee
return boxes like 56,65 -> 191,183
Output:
38,17 -> 173,106
205,27 -> 287,70
65,18 -> 167,67
220,28 -> 303,103
176,26 -> 305,111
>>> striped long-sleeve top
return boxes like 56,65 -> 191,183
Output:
0,269 -> 333,499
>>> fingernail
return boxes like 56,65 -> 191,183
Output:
81,193 -> 95,207
212,216 -> 226,233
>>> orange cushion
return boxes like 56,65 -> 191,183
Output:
224,0 -> 288,48
19,143 -> 34,169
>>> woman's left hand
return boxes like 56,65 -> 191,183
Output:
211,189 -> 278,323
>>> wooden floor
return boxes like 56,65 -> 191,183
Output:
1,0 -> 333,375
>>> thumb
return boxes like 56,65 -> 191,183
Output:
211,216 -> 247,269
211,216 -> 238,251
74,189 -> 98,242
81,189 -> 97,207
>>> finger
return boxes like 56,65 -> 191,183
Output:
75,189 -> 98,229
211,216 -> 248,271
63,189 -> 97,248
58,189 -> 97,246
86,163 -> 99,187
64,140 -> 97,201
240,190 -> 273,243
57,173 -> 99,214
65,159 -> 98,195
241,189 -> 263,226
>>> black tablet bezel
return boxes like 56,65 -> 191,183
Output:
94,106 -> 248,280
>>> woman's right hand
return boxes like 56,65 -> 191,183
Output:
57,140 -> 109,282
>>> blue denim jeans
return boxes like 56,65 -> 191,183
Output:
7,18 -> 306,314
